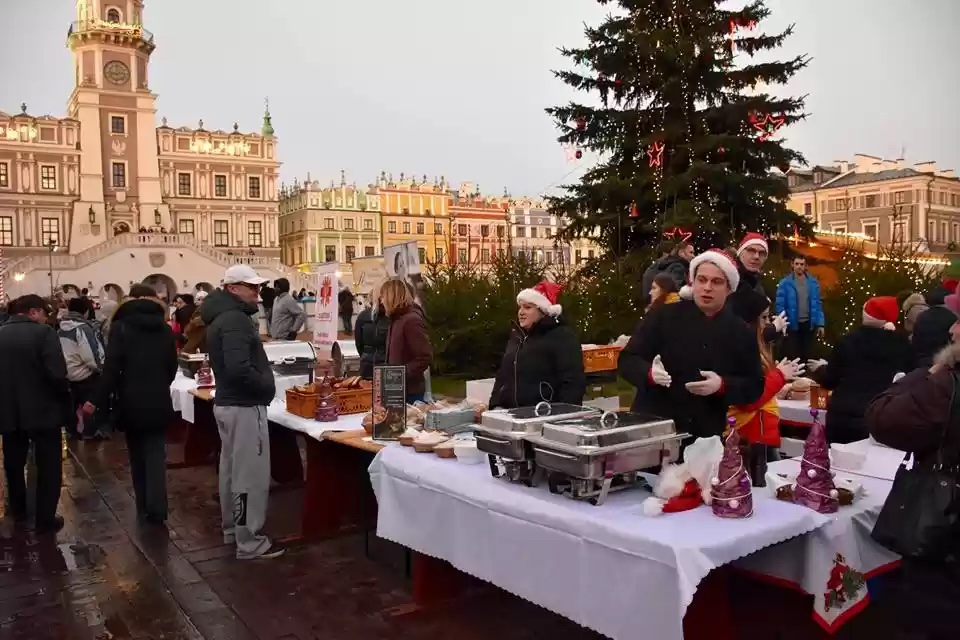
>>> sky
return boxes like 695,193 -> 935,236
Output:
2,0 -> 958,198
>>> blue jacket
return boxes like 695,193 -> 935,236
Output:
775,273 -> 825,330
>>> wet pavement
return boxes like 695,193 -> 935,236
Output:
1,434 -> 895,640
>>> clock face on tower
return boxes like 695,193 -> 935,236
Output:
104,61 -> 130,85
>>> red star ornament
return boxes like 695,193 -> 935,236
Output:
753,113 -> 785,141
647,141 -> 665,167
663,226 -> 693,243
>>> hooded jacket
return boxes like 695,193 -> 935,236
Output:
202,288 -> 275,407
94,298 -> 178,431
58,311 -> 105,382
901,292 -> 930,336
489,316 -> 587,409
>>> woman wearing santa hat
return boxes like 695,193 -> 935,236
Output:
809,296 -> 913,444
620,249 -> 765,442
488,280 -> 586,409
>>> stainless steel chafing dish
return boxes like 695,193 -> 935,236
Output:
262,340 -> 318,379
525,410 -> 689,505
332,340 -> 361,378
475,402 -> 600,485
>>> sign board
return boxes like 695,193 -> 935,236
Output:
372,365 -> 407,441
383,239 -> 425,302
311,261 -> 339,360
350,255 -> 388,295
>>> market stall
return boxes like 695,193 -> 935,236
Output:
368,444 -> 832,640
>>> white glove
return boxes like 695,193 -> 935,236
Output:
772,311 -> 788,335
776,358 -> 804,381
892,372 -> 906,383
650,355 -> 672,387
807,358 -> 827,372
685,371 -> 723,396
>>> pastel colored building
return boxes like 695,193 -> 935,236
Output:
375,172 -> 450,265
0,0 -> 310,302
448,182 -> 510,266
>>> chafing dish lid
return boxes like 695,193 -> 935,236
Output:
498,402 -> 597,420
538,410 -> 676,448
262,340 -> 318,365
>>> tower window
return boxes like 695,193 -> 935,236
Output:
106,8 -> 121,23
110,116 -> 125,134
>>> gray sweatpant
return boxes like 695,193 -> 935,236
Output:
213,405 -> 272,559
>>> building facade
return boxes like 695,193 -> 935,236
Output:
375,172 -> 450,265
0,0 -> 307,301
787,153 -> 960,250
448,182 -> 509,265
509,197 -> 572,270
277,171 -> 382,280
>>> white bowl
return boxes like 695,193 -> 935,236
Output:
453,441 -> 484,464
830,445 -> 867,471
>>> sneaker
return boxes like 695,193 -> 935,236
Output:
242,543 -> 285,560
34,515 -> 65,535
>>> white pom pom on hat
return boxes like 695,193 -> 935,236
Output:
517,280 -> 563,317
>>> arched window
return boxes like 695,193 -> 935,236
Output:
106,8 -> 121,23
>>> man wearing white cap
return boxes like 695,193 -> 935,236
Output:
619,249 -> 764,443
201,264 -> 283,559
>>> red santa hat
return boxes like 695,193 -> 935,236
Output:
679,249 -> 741,299
517,280 -> 563,317
862,296 -> 898,330
642,465 -> 704,516
737,232 -> 768,256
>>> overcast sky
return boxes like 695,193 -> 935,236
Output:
2,0 -> 957,197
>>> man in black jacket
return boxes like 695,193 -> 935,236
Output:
203,265 -> 283,560
0,295 -> 72,533
619,249 -> 764,443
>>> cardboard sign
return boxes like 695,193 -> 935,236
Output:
372,365 -> 407,441
311,261 -> 339,360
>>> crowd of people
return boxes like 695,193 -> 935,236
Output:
1,235 -> 957,635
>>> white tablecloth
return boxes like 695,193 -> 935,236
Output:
735,444 -> 900,631
369,446 -> 832,640
266,397 -> 365,440
170,372 -> 198,422
778,398 -> 823,425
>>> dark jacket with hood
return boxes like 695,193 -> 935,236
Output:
865,342 -> 960,637
355,305 -> 389,379
202,289 -> 275,407
911,303 -> 957,369
489,316 -> 587,409
94,298 -> 178,431
641,255 -> 688,306
816,325 -> 912,443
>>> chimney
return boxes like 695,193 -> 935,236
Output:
914,161 -> 937,174
881,159 -> 898,171
853,153 -> 879,173
833,160 -> 849,173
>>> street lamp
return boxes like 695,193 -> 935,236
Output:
88,206 -> 96,223
154,208 -> 162,226
46,238 -> 57,298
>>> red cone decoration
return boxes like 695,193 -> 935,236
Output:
793,409 -> 839,514
711,426 -> 753,518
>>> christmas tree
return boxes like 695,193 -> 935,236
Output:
793,410 -> 839,514
711,427 -> 753,518
546,0 -> 812,251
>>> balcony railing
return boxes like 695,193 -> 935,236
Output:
67,20 -> 154,44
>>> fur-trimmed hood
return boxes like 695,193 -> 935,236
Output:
933,340 -> 960,369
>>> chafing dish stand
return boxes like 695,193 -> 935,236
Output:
525,410 -> 689,505
475,401 -> 600,487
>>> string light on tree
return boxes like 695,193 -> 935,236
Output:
647,141 -> 665,167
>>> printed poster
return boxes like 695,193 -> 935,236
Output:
311,261 -> 339,361
383,239 -> 425,302
372,365 -> 407,441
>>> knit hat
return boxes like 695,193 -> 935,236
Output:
737,232 -> 768,257
517,280 -> 563,317
862,296 -> 898,330
679,248 -> 741,299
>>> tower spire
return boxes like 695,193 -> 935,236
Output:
261,97 -> 274,137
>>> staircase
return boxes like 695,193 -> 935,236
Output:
0,233 -> 314,292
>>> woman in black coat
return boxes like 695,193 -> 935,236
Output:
87,284 -> 178,524
489,282 -> 586,409
354,287 -> 390,380
812,297 -> 912,444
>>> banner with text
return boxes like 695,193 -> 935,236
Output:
312,261 -> 340,360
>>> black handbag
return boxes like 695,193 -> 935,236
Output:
870,372 -> 960,559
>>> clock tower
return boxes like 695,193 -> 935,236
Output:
66,0 -> 167,252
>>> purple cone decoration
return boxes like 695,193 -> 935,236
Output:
711,428 -> 754,518
793,410 -> 839,514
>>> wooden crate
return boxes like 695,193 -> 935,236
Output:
809,384 -> 830,411
285,387 -> 319,418
582,346 -> 623,373
334,387 -> 372,415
